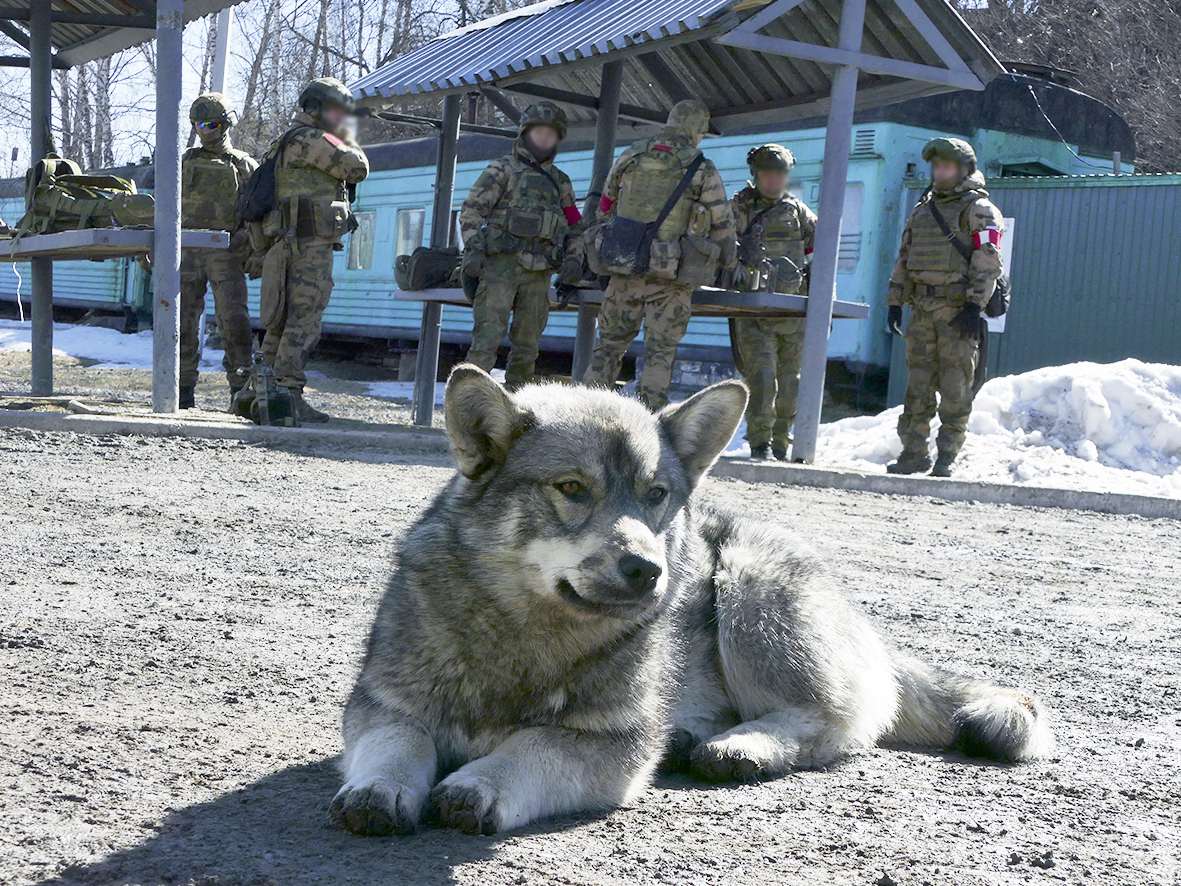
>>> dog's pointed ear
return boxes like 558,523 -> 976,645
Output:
444,364 -> 524,479
658,380 -> 748,487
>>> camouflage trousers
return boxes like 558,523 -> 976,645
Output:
466,254 -> 551,390
898,303 -> 979,458
732,317 -> 805,451
583,276 -> 692,410
179,247 -> 254,388
260,240 -> 335,392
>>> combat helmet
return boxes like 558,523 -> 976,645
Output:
518,101 -> 567,140
922,137 -> 977,172
666,99 -> 711,138
748,144 -> 795,175
298,77 -> 355,113
189,92 -> 238,127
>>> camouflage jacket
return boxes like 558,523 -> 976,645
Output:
275,111 -> 370,203
601,127 -> 737,268
731,186 -> 816,257
889,171 -> 1004,310
459,140 -> 582,272
181,136 -> 257,231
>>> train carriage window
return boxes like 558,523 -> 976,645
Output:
347,211 -> 377,270
395,208 -> 426,264
838,184 -> 863,274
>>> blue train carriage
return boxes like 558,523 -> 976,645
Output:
0,68 -> 1133,389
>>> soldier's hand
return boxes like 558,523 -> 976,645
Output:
887,305 -> 903,335
951,302 -> 983,340
558,254 -> 584,286
556,284 -> 579,309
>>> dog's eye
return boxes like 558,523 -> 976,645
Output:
555,480 -> 586,499
646,486 -> 667,504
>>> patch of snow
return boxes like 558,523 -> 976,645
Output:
814,359 -> 1181,499
0,319 -> 223,371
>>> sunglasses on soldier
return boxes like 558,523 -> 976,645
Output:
195,121 -> 224,131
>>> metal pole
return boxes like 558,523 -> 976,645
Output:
571,60 -> 622,382
29,0 -> 52,396
153,0 -> 184,413
1112,151 -> 1121,175
791,0 -> 867,463
412,93 -> 461,426
210,7 -> 234,94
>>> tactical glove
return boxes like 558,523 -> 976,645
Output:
887,305 -> 903,335
558,254 -> 584,286
460,248 -> 485,279
556,284 -> 579,309
951,302 -> 983,340
718,235 -> 738,270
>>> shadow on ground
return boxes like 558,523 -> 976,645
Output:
33,760 -> 522,886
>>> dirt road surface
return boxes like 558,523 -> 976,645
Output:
1,428 -> 1177,886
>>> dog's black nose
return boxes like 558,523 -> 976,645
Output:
618,553 -> 662,595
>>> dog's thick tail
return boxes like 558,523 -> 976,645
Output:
886,653 -> 1054,762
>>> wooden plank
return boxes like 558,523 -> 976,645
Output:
393,287 -> 870,320
3,228 -> 229,261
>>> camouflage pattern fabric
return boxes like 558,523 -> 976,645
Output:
179,247 -> 254,389
458,140 -> 581,272
181,136 -> 256,232
465,254 -> 552,390
887,170 -> 1004,311
897,303 -> 979,459
601,128 -> 736,272
732,316 -> 805,451
260,242 -> 335,392
583,277 -> 693,410
731,185 -> 815,293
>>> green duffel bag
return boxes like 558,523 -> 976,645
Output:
16,156 -> 153,236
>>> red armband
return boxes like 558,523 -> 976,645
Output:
805,247 -> 814,256
563,205 -> 582,226
599,195 -> 614,214
973,227 -> 1002,248
323,132 -> 344,148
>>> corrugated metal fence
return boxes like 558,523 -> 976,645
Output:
891,174 -> 1181,403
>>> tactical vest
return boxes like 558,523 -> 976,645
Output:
182,149 -> 241,230
484,156 -> 568,268
905,191 -> 979,276
736,191 -> 809,294
273,131 -> 351,244
616,141 -> 700,244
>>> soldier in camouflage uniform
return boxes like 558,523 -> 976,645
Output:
886,137 -> 1004,477
583,99 -> 737,410
259,77 -> 369,422
178,93 -> 258,410
729,144 -> 816,460
459,101 -> 583,390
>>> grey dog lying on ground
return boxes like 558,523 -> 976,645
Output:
331,365 -> 1053,836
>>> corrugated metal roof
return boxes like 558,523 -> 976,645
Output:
351,0 -> 1005,131
0,1 -> 246,68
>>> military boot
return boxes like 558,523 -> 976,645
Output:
886,450 -> 932,475
227,385 -> 244,413
288,388 -> 331,423
772,447 -> 789,462
179,385 -> 196,410
930,452 -> 957,478
750,443 -> 773,461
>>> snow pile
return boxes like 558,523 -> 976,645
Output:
817,359 -> 1181,498
0,319 -> 224,370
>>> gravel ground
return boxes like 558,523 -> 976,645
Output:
1,428 -> 1178,886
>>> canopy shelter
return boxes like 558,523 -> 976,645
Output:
0,0 -> 246,412
351,0 -> 1003,459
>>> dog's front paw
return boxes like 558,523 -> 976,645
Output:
689,740 -> 765,783
430,773 -> 503,835
331,779 -> 423,836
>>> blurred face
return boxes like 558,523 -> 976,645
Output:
755,168 -> 789,198
322,104 -> 348,130
932,158 -> 963,188
527,125 -> 561,153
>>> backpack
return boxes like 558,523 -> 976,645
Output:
16,155 -> 154,236
235,127 -> 309,226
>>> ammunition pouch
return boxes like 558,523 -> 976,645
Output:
675,234 -> 719,287
595,215 -> 653,276
282,196 -> 351,242
770,255 -> 807,295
